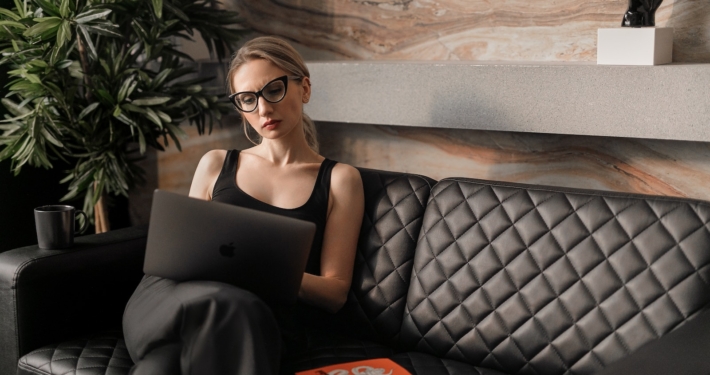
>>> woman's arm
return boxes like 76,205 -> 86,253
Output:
188,149 -> 227,200
298,163 -> 365,313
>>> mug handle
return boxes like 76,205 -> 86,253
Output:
75,210 -> 89,235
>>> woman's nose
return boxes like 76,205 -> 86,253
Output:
258,97 -> 274,116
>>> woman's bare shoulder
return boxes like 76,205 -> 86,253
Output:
330,163 -> 363,194
189,149 -> 229,199
198,149 -> 229,171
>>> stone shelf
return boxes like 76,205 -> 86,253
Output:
305,61 -> 710,142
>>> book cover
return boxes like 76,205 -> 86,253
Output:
295,358 -> 411,375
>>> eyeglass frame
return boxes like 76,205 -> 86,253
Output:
228,75 -> 302,113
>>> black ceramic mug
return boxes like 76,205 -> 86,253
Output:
34,205 -> 89,249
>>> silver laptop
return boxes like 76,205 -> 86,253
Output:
143,189 -> 316,305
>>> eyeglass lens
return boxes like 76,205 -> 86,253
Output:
233,79 -> 287,112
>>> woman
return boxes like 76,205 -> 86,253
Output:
122,36 -> 365,375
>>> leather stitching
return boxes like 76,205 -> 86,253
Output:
17,361 -> 51,375
431,186 -> 507,370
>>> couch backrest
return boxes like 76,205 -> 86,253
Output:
400,178 -> 710,375
333,168 -> 434,345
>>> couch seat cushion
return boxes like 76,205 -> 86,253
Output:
392,352 -> 509,375
17,332 -> 132,375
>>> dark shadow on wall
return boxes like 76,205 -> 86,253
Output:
667,0 -> 710,62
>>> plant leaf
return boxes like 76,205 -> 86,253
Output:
1,98 -> 30,116
0,20 -> 26,29
99,58 -> 111,75
77,26 -> 97,59
85,23 -> 121,37
0,7 -> 21,21
136,126 -> 146,154
165,123 -> 187,139
165,123 -> 186,151
130,19 -> 148,41
25,73 -> 41,83
59,0 -> 70,18
144,107 -> 162,127
23,17 -> 62,38
56,59 -> 73,69
150,68 -> 171,89
114,113 -> 137,127
151,0 -> 162,19
41,127 -> 63,147
56,20 -> 71,48
163,1 -> 189,22
117,76 -> 134,102
167,96 -> 191,109
132,97 -> 170,106
155,109 -> 171,123
74,9 -> 112,24
77,102 -> 99,120
28,59 -> 48,68
121,103 -> 145,113
96,88 -> 115,105
8,80 -> 43,92
33,0 -> 60,17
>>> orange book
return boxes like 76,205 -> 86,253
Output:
296,358 -> 411,375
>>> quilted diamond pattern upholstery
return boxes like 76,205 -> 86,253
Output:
337,169 -> 435,344
401,178 -> 710,375
391,352 -> 508,375
18,332 -> 132,375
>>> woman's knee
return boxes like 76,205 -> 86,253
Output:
175,281 -> 275,322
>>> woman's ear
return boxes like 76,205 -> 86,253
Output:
301,77 -> 311,103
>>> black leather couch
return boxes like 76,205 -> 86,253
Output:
2,168 -> 710,375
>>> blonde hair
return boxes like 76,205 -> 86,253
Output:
227,36 -> 318,153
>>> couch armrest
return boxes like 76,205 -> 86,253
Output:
0,225 -> 147,375
596,308 -> 710,375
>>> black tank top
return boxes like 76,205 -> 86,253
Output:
211,149 -> 337,275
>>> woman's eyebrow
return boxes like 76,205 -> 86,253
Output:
236,76 -> 283,93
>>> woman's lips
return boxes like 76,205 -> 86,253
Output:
262,119 -> 280,129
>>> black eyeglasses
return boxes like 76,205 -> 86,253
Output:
229,75 -> 301,113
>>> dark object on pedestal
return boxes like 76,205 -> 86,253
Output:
622,0 -> 664,27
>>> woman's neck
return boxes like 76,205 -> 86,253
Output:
256,136 -> 319,166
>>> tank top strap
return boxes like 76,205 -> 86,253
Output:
312,158 -> 337,214
319,159 -> 337,193
212,149 -> 240,198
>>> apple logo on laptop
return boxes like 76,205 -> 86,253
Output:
219,242 -> 236,257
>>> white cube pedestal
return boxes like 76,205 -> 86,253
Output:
597,27 -> 673,65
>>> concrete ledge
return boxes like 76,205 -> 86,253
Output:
305,61 -> 710,142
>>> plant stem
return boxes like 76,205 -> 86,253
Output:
78,32 -> 110,232
93,181 -> 110,233
76,33 -> 92,101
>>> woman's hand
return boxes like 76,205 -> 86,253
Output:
298,163 -> 365,313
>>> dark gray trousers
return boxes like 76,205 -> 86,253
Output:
123,275 -> 281,375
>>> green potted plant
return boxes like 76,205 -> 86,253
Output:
0,0 -> 244,232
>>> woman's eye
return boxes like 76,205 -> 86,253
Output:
240,97 -> 255,105
267,88 -> 284,96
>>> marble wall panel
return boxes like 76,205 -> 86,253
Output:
317,122 -> 710,200
226,0 -> 710,62
137,119 -> 710,227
